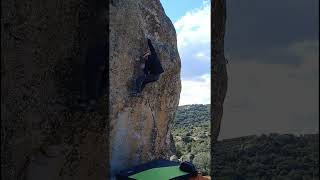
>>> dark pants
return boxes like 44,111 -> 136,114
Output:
135,73 -> 160,93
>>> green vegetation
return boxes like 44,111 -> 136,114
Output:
172,104 -> 319,179
172,104 -> 211,175
213,133 -> 319,180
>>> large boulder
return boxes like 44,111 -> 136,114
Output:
109,0 -> 181,175
1,0 -> 180,179
212,0 -> 228,143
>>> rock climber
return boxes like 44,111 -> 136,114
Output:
130,39 -> 164,97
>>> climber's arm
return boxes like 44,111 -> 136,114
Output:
147,39 -> 156,55
143,60 -> 151,74
143,52 -> 150,59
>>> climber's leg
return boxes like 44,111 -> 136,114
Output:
129,74 -> 145,97
140,73 -> 160,91
135,74 -> 147,93
129,74 -> 160,97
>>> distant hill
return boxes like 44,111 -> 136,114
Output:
172,104 -> 211,175
213,133 -> 319,179
174,104 -> 210,128
172,104 -> 319,178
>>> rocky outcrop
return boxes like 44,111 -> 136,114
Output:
109,0 -> 181,175
212,0 -> 228,143
212,0 -> 228,176
1,0 -> 107,179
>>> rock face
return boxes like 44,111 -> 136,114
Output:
109,0 -> 181,175
1,0 -> 108,179
212,0 -> 228,143
1,0 -> 180,178
212,0 -> 228,176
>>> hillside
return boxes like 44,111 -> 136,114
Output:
213,133 -> 319,179
172,104 -> 211,175
172,104 -> 319,178
174,104 -> 210,128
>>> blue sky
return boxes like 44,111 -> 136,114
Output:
160,1 -> 205,22
160,0 -> 211,105
160,0 -> 318,139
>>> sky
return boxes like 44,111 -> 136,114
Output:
160,0 -> 319,139
219,0 -> 319,139
160,0 -> 211,105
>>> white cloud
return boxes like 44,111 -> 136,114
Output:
174,1 -> 211,105
179,74 -> 211,105
195,51 -> 210,60
196,52 -> 205,58
174,1 -> 210,52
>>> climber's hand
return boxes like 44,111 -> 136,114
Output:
143,51 -> 150,59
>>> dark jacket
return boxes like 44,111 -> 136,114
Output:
144,39 -> 164,75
